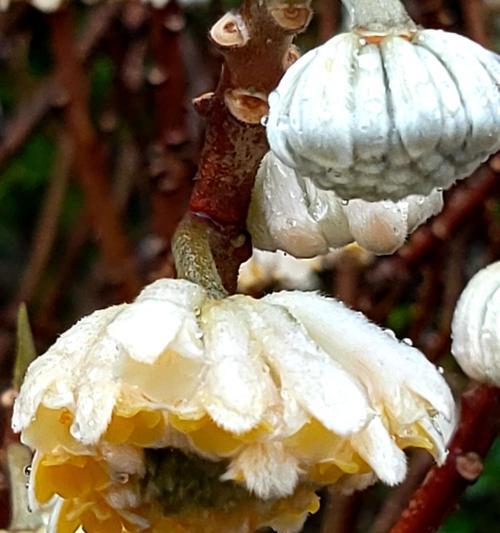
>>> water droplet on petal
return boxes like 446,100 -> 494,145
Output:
402,337 -> 413,346
24,464 -> 32,476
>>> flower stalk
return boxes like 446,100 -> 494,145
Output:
342,0 -> 416,32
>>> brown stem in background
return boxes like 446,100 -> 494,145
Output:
459,0 -> 489,47
183,0 -> 311,292
0,3 -> 120,171
15,136 -> 73,306
149,2 -> 193,250
317,0 -> 341,42
390,383 -> 500,533
49,7 -> 141,300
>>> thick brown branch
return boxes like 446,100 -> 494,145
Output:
390,383 -> 500,533
185,0 -> 308,292
49,7 -> 141,300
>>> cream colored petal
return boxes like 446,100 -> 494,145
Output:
405,190 -> 443,233
200,300 -> 274,433
242,298 -> 371,436
267,292 -> 454,426
108,280 -> 205,363
344,200 -> 407,255
350,417 -> 407,485
12,306 -> 125,434
248,153 -> 330,257
222,442 -> 300,499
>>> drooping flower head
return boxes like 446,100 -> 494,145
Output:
452,261 -> 500,386
248,152 -> 443,257
266,0 -> 500,201
13,279 -> 455,533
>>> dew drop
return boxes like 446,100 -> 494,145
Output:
24,464 -> 32,476
402,337 -> 413,346
260,115 -> 269,127
438,366 -> 444,375
341,199 -> 349,206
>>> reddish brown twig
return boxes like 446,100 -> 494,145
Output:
182,1 -> 312,292
149,3 -> 193,249
49,7 -> 141,300
390,383 -> 500,533
459,0 -> 489,47
316,0 -> 341,42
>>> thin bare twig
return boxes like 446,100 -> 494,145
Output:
15,136 -> 73,306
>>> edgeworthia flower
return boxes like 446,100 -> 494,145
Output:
13,279 -> 455,532
452,261 -> 500,386
266,0 -> 500,202
248,152 -> 443,257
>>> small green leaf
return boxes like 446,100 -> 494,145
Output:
13,304 -> 37,391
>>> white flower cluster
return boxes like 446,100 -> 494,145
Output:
452,261 -> 500,386
249,153 -> 443,257
266,0 -> 500,202
13,280 -> 455,532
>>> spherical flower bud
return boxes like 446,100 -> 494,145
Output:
13,279 -> 454,532
248,152 -> 443,257
266,0 -> 500,201
452,261 -> 500,386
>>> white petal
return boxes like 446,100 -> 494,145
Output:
222,442 -> 300,498
344,199 -> 407,255
352,44 -> 391,161
245,298 -> 371,435
200,300 -> 273,433
420,30 -> 500,157
381,36 -> 442,160
452,262 -> 500,385
405,190 -> 443,233
350,417 -> 407,485
248,153 -> 330,257
108,279 -> 205,362
267,292 -> 454,425
12,306 -> 124,434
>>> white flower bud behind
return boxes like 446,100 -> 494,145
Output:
248,152 -> 443,257
452,261 -> 500,385
267,26 -> 500,202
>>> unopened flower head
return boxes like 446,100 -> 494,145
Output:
452,261 -> 500,386
266,0 -> 500,202
13,279 -> 455,532
248,152 -> 443,257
